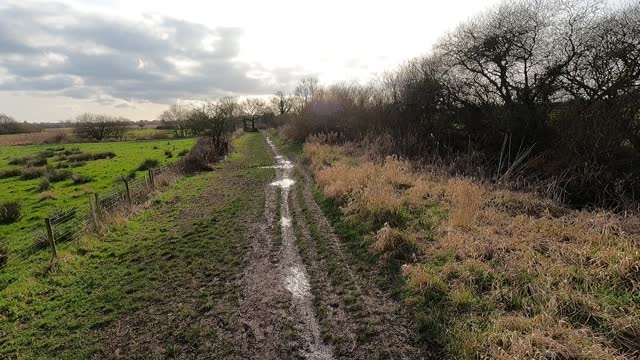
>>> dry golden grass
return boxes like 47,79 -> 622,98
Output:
38,191 -> 57,202
0,128 -> 72,146
446,178 -> 485,228
303,137 -> 640,359
345,176 -> 404,221
372,223 -> 417,258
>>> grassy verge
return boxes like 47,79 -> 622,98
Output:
0,132 -> 273,358
300,139 -> 640,359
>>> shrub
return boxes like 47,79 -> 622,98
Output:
0,168 -> 21,179
281,116 -> 311,142
178,138 -> 217,174
37,150 -> 55,158
20,167 -> 47,180
92,152 -> 116,160
0,201 -> 21,224
39,177 -> 51,192
8,157 -> 30,165
178,149 -> 189,157
64,153 -> 92,162
26,157 -> 47,167
62,148 -> 81,156
45,168 -> 72,182
136,159 -> 159,171
71,174 -> 93,185
65,151 -> 116,162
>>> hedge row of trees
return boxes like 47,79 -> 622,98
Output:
0,114 -> 41,135
158,97 -> 275,138
275,0 -> 640,209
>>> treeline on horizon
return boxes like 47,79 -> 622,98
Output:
0,113 -> 160,135
272,0 -> 640,210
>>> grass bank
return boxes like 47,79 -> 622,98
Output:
0,132 -> 273,358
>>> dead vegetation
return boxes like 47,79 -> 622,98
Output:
303,138 -> 640,359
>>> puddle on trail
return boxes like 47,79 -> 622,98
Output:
285,266 -> 311,298
266,136 -> 333,359
281,217 -> 292,228
270,178 -> 295,188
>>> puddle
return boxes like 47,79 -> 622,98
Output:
270,178 -> 295,188
285,266 -> 311,298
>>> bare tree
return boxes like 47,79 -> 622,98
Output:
159,104 -> 190,138
73,113 -> 130,141
294,77 -> 320,106
242,98 -> 268,131
188,99 -> 237,154
217,96 -> 241,129
270,91 -> 294,115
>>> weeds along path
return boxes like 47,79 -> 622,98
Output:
252,136 -> 430,360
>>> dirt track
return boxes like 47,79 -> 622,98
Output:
237,136 -> 428,359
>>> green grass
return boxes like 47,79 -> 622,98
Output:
0,138 -> 195,249
0,132 -> 274,358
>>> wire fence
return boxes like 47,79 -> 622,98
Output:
0,165 -> 175,281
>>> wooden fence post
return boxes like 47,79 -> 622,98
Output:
94,193 -> 100,212
148,169 -> 155,189
89,194 -> 99,230
124,179 -> 131,205
44,218 -> 57,264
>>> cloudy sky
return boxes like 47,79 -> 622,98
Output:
0,0 -> 502,123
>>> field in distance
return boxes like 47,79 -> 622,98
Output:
0,126 -> 171,146
0,137 -> 195,249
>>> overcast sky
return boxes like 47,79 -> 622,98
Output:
0,0 -> 503,123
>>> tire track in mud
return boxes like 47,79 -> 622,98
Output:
237,136 -> 332,359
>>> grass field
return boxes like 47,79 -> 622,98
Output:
0,138 -> 195,250
0,133 -> 273,358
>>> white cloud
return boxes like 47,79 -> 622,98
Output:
1,0 -> 518,121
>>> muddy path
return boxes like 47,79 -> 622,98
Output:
93,133 -> 428,359
238,135 -> 430,359
238,137 -> 332,359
